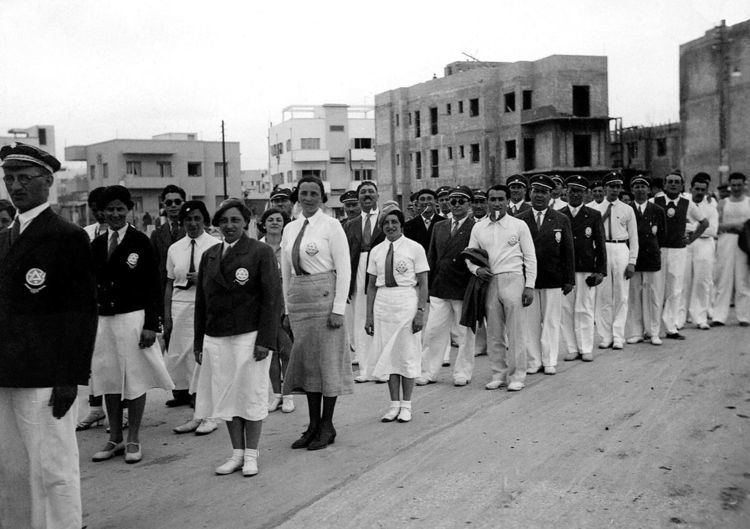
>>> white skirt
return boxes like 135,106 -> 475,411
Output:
91,311 -> 174,400
371,287 -> 421,379
165,299 -> 196,390
194,331 -> 271,422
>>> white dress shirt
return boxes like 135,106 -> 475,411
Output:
15,202 -> 50,234
687,198 -> 718,238
106,224 -> 129,246
281,208 -> 352,315
367,235 -> 429,287
360,208 -> 379,242
590,199 -> 639,265
567,204 -> 582,217
466,213 -> 537,288
166,231 -> 221,302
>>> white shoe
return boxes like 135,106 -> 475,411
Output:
215,457 -> 243,475
453,377 -> 469,386
397,407 -> 412,423
564,352 -> 580,361
415,376 -> 433,386
354,375 -> 368,383
698,323 -> 710,330
626,337 -> 643,344
381,406 -> 400,422
543,366 -> 556,375
268,395 -> 282,412
581,353 -> 593,362
507,381 -> 525,391
281,396 -> 295,413
173,418 -> 201,434
242,450 -> 258,477
612,340 -> 624,350
485,379 -> 506,390
650,336 -> 662,346
195,419 -> 219,435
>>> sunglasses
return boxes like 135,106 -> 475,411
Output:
164,199 -> 183,206
449,198 -> 468,206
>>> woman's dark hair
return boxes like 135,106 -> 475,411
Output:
97,185 -> 134,210
257,207 -> 291,236
379,208 -> 405,229
292,175 -> 327,203
178,200 -> 210,224
0,199 -> 16,219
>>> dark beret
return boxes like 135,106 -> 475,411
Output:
212,198 -> 251,227
98,185 -> 134,210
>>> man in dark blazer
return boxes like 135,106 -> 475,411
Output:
559,175 -> 607,362
417,186 -> 477,386
0,143 -> 97,529
344,181 -> 385,381
625,175 -> 666,346
517,174 -> 575,375
150,185 -> 186,323
507,174 -> 532,216
404,188 -> 446,251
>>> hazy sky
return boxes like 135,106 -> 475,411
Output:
2,0 -> 748,171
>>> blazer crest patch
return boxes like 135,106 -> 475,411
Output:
507,235 -> 519,246
554,230 -> 562,243
127,253 -> 139,268
652,224 -> 658,235
235,267 -> 249,285
395,259 -> 409,274
25,268 -> 47,293
585,227 -> 592,238
666,207 -> 676,218
305,242 -> 319,256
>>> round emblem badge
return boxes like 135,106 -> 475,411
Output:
305,242 -> 319,256
235,267 -> 249,285
554,231 -> 562,243
652,225 -> 658,235
126,253 -> 139,268
619,216 -> 628,226
507,235 -> 519,246
666,207 -> 675,218
395,260 -> 409,274
584,227 -> 592,238
26,268 -> 46,286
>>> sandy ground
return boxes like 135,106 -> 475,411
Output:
4,321 -> 748,529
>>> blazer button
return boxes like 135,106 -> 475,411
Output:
322,290 -> 330,297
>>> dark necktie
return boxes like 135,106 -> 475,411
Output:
363,213 -> 372,249
108,231 -> 119,260
9,220 -> 21,246
171,222 -> 179,242
385,242 -> 397,287
511,205 -> 517,215
603,203 -> 613,239
536,211 -> 543,230
292,219 -> 309,276
450,220 -> 459,237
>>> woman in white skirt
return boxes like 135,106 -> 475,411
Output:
90,185 -> 175,464
365,209 -> 429,423
193,199 -> 282,476
163,200 -> 221,435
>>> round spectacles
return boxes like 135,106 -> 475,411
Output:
3,173 -> 46,186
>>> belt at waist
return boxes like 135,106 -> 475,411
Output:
174,283 -> 194,290
606,239 -> 628,244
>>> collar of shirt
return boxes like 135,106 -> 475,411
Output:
107,224 -> 129,244
488,212 -> 509,225
301,207 -> 326,228
635,200 -> 648,213
568,205 -> 581,216
361,208 -> 379,222
533,207 -> 548,218
665,195 -> 680,206
511,200 -> 525,208
15,202 -> 50,234
422,212 -> 435,224
452,215 -> 468,230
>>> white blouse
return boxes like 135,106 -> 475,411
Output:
166,231 -> 221,303
367,235 -> 429,288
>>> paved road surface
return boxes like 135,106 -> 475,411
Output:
74,322 -> 749,529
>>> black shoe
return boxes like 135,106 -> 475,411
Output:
740,322 -> 749,327
710,321 -> 725,327
291,427 -> 319,449
665,332 -> 685,340
307,426 -> 336,451
165,398 -> 190,408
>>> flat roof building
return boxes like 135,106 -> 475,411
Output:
375,55 -> 612,204
613,122 -> 682,180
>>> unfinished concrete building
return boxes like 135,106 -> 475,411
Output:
375,55 -> 612,203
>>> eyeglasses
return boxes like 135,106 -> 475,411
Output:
3,173 -> 46,186
164,199 -> 183,207
449,198 -> 468,206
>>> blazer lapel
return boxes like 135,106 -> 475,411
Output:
206,244 -> 230,289
0,208 -> 55,272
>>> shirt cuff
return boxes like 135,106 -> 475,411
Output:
332,302 -> 346,315
524,279 -> 535,289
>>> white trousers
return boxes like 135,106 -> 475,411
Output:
485,273 -> 527,384
474,323 -> 487,355
561,272 -> 597,355
0,388 -> 81,529
351,253 -> 377,377
421,297 -> 476,381
625,271 -> 662,339
654,247 -> 687,334
712,233 -> 750,324
595,243 -> 631,343
526,288 -> 563,369
679,238 -> 715,327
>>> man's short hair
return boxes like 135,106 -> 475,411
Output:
728,172 -> 747,182
487,184 -> 509,197
87,187 -> 106,209
690,172 -> 711,187
356,180 -> 378,194
160,184 -> 186,202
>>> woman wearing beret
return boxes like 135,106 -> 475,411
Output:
164,201 -> 221,435
258,207 -> 295,414
193,199 -> 282,476
90,185 -> 174,464
365,209 -> 429,423
281,176 -> 352,450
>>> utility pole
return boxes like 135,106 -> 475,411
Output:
221,120 -> 228,199
715,20 -> 730,183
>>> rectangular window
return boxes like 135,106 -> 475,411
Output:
504,92 -> 516,112
414,110 -> 421,138
329,125 -> 344,132
430,107 -> 438,135
300,138 -> 320,150
126,161 -> 141,176
459,145 -> 465,159
354,138 -> 373,149
447,146 -> 453,160
89,165 -> 95,180
415,151 -> 422,180
158,161 -> 172,178
458,101 -> 464,113
215,162 -> 227,178
522,90 -> 533,110
430,149 -> 439,178
573,135 -> 591,167
286,139 -> 291,151
102,163 -> 108,179
505,140 -> 517,159
656,138 -> 667,156
470,144 -> 480,163
627,141 -> 638,160
572,85 -> 590,117
354,169 -> 373,181
446,103 -> 452,115
396,153 -> 400,166
523,137 -> 535,171
330,157 -> 346,164
469,98 -> 479,117
187,162 -> 202,177
396,114 -> 400,127
301,169 -> 322,178
38,128 -> 47,146
408,113 -> 412,125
